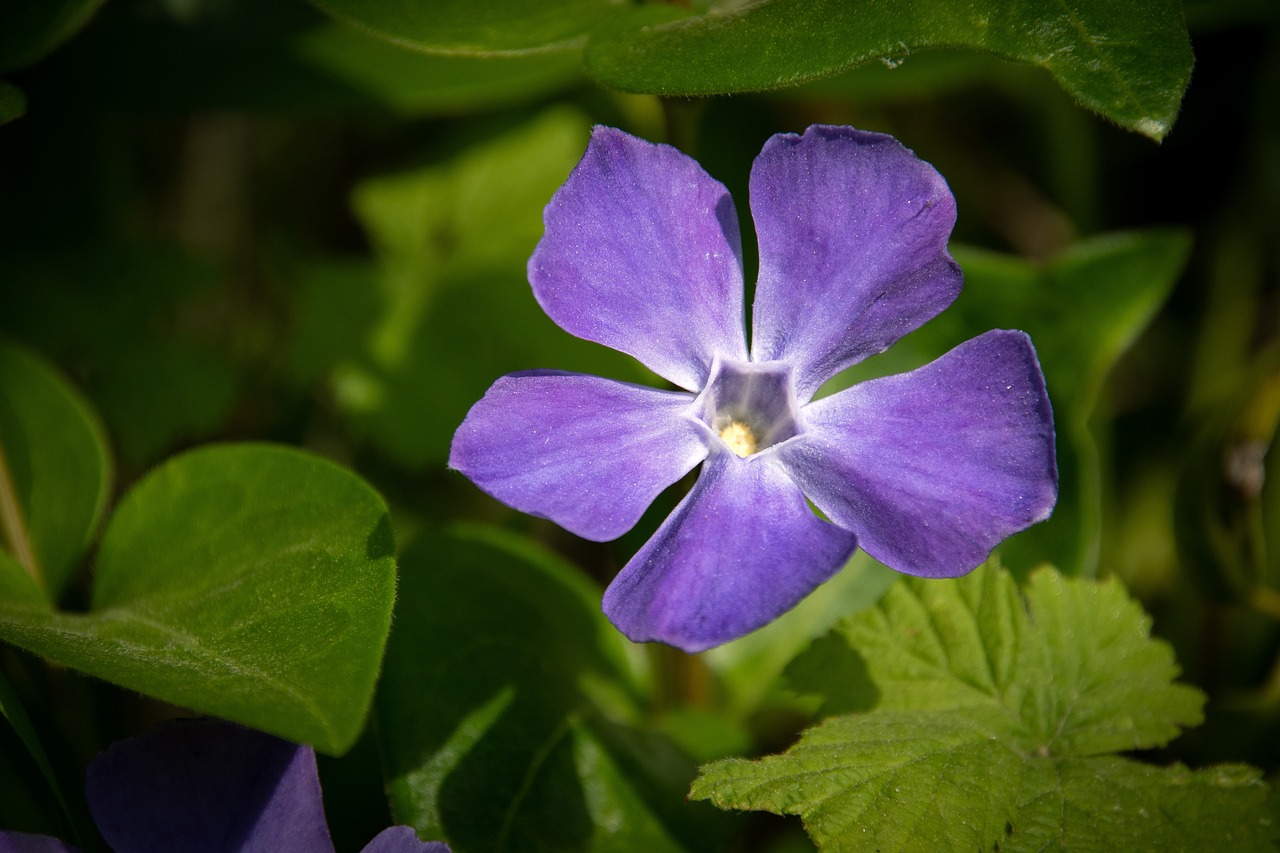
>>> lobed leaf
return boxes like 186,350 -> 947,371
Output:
834,563 -> 1203,752
695,564 -> 1273,850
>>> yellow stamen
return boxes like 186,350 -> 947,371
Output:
719,421 -> 758,457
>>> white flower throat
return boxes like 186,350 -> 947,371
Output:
695,359 -> 801,458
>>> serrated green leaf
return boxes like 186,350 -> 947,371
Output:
377,526 -> 720,852
837,564 -> 1203,752
1009,757 -> 1275,852
0,443 -> 396,755
693,711 -> 1022,851
583,0 -> 1192,141
0,339 -> 111,601
693,716 -> 1277,852
692,565 -> 1269,851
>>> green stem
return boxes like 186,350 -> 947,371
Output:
0,434 -> 43,592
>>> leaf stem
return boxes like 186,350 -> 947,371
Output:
0,434 -> 43,592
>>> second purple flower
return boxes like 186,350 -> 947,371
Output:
450,124 -> 1058,652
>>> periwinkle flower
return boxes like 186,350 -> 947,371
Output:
0,719 -> 446,853
450,125 -> 1057,652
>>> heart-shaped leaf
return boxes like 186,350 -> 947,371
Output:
0,442 -> 397,755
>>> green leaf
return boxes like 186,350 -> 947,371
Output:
702,552 -> 897,717
306,0 -> 619,54
0,339 -> 111,600
0,81 -> 25,124
42,3 -> 581,115
583,0 -> 1193,141
0,0 -> 105,74
377,526 -> 721,852
692,564 -> 1277,850
311,109 -> 644,468
291,24 -> 582,114
828,230 -> 1190,575
0,444 -> 396,755
306,0 -> 1190,137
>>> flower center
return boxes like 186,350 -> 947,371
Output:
718,421 -> 758,457
696,359 -> 801,457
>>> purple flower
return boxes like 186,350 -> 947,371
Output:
0,719 -> 447,853
450,125 -> 1057,652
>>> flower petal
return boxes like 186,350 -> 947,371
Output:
0,833 -> 80,853
449,371 -> 708,541
85,719 -> 336,853
360,827 -> 451,853
749,125 -> 963,400
778,330 -> 1057,577
529,126 -> 748,391
602,452 -> 858,652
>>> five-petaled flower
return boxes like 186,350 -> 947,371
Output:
450,125 -> 1057,652
0,719 -> 447,853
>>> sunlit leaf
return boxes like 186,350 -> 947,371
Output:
0,444 -> 396,755
692,564 -> 1275,850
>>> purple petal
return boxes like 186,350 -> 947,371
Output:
529,126 -> 748,391
360,826 -> 451,853
0,833 -> 80,853
85,719 -> 335,853
450,371 -> 708,541
602,452 -> 858,652
749,125 -> 963,400
778,330 -> 1057,577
